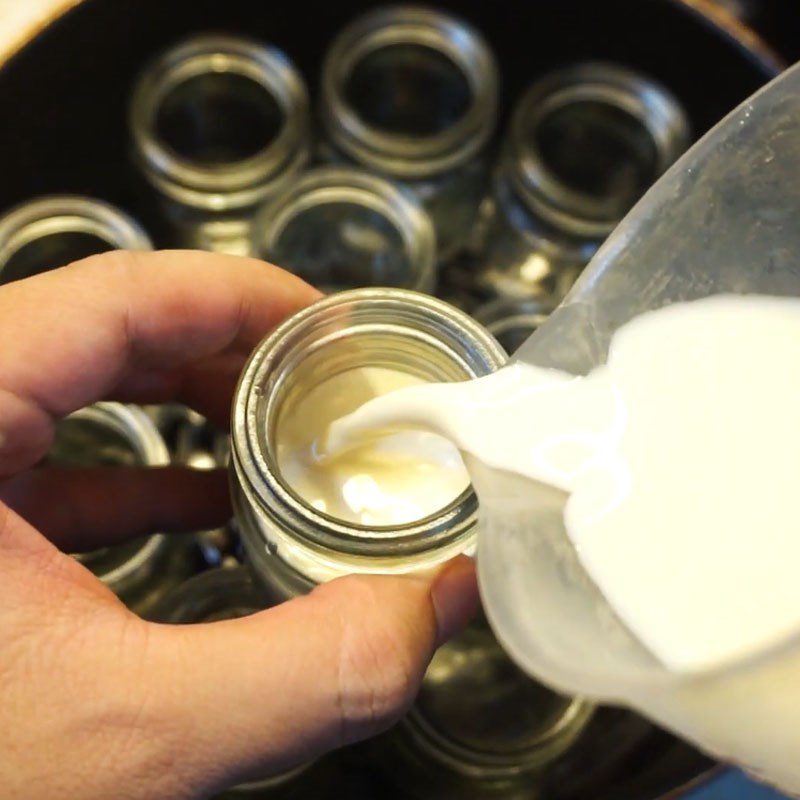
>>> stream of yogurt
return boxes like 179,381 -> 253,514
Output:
277,366 -> 470,526
322,295 -> 800,673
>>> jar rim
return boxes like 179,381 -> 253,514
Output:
509,62 -> 690,239
130,34 -> 310,210
0,195 -> 152,277
321,6 -> 499,179
474,296 -> 555,329
402,691 -> 593,779
152,566 -> 265,623
402,620 -> 594,781
473,297 -> 555,355
232,288 -> 507,561
254,166 -> 437,293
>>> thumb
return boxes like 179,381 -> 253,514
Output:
143,556 -> 478,796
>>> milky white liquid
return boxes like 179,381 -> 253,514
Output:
277,366 -> 470,526
326,295 -> 800,674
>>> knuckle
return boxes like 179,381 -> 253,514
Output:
70,247 -> 142,276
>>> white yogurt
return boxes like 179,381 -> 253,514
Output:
325,295 -> 800,673
277,366 -> 470,527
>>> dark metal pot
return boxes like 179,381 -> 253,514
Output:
0,1 -> 782,798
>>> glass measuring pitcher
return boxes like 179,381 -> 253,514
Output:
476,61 -> 800,792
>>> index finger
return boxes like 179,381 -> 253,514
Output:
0,250 -> 320,474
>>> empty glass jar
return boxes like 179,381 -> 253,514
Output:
476,63 -> 690,301
320,6 -> 499,262
130,35 -> 309,255
472,296 -> 554,356
253,166 -> 436,293
52,402 -> 195,617
230,289 -> 505,602
0,195 -> 152,284
374,615 -> 593,799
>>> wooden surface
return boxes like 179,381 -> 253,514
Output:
0,0 -> 81,64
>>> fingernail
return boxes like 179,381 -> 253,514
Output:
431,555 -> 480,647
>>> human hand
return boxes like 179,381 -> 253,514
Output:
0,250 -> 479,800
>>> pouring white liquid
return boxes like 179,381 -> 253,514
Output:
277,366 -> 470,526
324,295 -> 800,674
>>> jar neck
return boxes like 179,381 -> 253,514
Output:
321,7 -> 498,180
130,35 -> 310,211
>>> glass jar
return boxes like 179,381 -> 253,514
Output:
130,35 -> 309,255
320,6 -> 498,262
476,63 -> 690,301
374,615 -> 593,799
472,296 -> 554,356
152,567 -> 330,799
51,402 -> 196,617
253,166 -> 436,293
230,289 -> 506,602
0,195 -> 152,284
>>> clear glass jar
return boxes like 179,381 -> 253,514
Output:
130,35 -> 309,255
320,6 -> 498,262
476,63 -> 690,301
0,195 -> 152,284
472,296 -> 554,356
51,402 -> 196,617
231,289 -> 505,602
253,166 -> 436,293
373,615 -> 593,799
152,567 -> 330,799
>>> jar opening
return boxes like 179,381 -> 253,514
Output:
269,200 -> 411,292
2,230 -> 113,284
131,37 -> 310,207
322,9 -> 498,178
269,333 -> 472,532
344,43 -> 472,138
0,198 -> 151,285
409,619 -> 591,774
257,168 -> 436,293
155,71 -> 286,165
531,97 -> 659,218
510,65 -> 689,237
